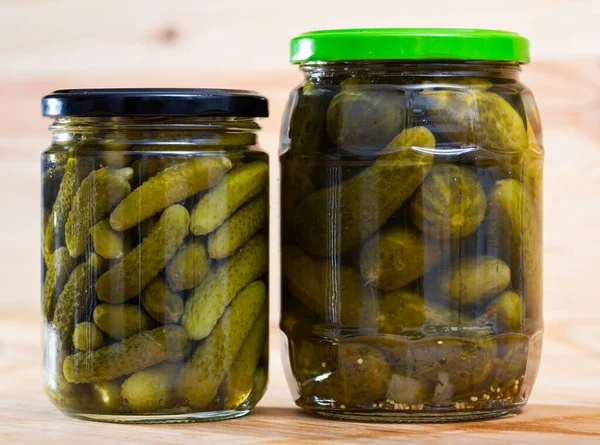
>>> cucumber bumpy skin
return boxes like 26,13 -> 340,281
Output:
65,167 -> 133,258
43,158 -> 91,261
190,161 -> 268,235
110,157 -> 232,231
72,322 -> 105,351
165,238 -> 210,292
42,247 -> 76,322
408,164 -> 487,240
175,280 -> 267,408
293,127 -> 436,257
121,363 -> 181,413
96,205 -> 190,304
141,275 -> 184,324
92,304 -> 154,339
282,245 -> 378,327
360,226 -> 442,291
63,325 -> 189,384
423,89 -> 528,153
208,193 -> 268,259
222,308 -> 268,409
182,234 -> 268,340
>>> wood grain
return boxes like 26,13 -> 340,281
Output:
1,0 -> 600,442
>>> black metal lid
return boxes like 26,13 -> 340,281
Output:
41,88 -> 269,118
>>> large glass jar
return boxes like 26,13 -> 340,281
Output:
280,29 -> 543,422
41,89 -> 270,423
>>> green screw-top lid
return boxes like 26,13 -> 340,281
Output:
290,28 -> 530,64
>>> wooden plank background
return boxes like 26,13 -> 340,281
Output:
1,1 -> 599,443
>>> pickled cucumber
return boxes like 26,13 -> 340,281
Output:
176,280 -> 267,408
110,157 -> 231,231
65,167 -> 133,258
208,193 -> 268,259
312,342 -> 391,404
93,304 -> 153,339
182,234 -> 268,340
250,366 -> 268,406
91,380 -> 124,413
165,238 -> 210,292
377,289 -> 425,334
293,127 -> 436,256
63,325 -> 189,384
386,374 -> 428,404
441,256 -> 511,305
72,322 -> 105,351
282,245 -> 377,327
326,87 -> 405,150
121,363 -> 180,413
130,157 -> 180,187
408,164 -> 487,239
190,161 -> 269,235
138,214 -> 160,239
90,219 -> 128,260
141,275 -> 184,324
43,158 -> 90,260
43,165 -> 65,210
488,179 -> 541,324
96,205 -> 190,304
488,291 -> 523,333
222,309 -> 268,409
53,259 -> 102,350
423,89 -> 528,153
43,247 -> 76,321
360,226 -> 442,291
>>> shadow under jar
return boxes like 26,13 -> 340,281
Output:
41,89 -> 270,423
280,29 -> 543,422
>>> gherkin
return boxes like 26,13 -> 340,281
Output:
377,289 -> 425,334
92,304 -> 153,339
294,127 -> 436,256
326,87 -> 405,150
121,363 -> 181,413
42,247 -> 76,322
141,275 -> 184,324
408,164 -> 487,240
166,238 -> 210,291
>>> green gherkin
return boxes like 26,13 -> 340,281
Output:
110,157 -> 231,231
282,245 -> 377,327
141,275 -> 184,324
400,337 -> 497,393
311,342 -> 391,405
121,363 -> 181,413
190,161 -> 269,235
96,205 -> 190,304
89,219 -> 129,260
91,380 -> 125,413
408,164 -> 487,240
326,87 -> 405,150
222,308 -> 268,409
377,289 -> 425,334
42,247 -> 76,322
92,304 -> 153,339
293,127 -> 435,257
360,226 -> 442,291
423,89 -> 528,153
72,322 -> 105,351
176,280 -> 267,408
165,238 -> 210,291
182,234 -> 268,340
208,193 -> 268,259
487,291 -> 523,333
66,167 -> 133,258
250,367 -> 268,406
488,179 -> 542,328
63,325 -> 189,384
440,256 -> 511,305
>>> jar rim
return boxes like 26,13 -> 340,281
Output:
41,88 -> 269,118
290,28 -> 530,64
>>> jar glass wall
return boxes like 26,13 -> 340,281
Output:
41,90 -> 269,423
280,54 -> 543,422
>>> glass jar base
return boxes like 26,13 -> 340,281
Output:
311,405 -> 523,423
69,409 -> 250,424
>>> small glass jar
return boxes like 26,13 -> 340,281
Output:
280,29 -> 543,422
41,89 -> 270,423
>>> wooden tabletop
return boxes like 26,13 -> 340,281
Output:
1,1 -> 600,443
